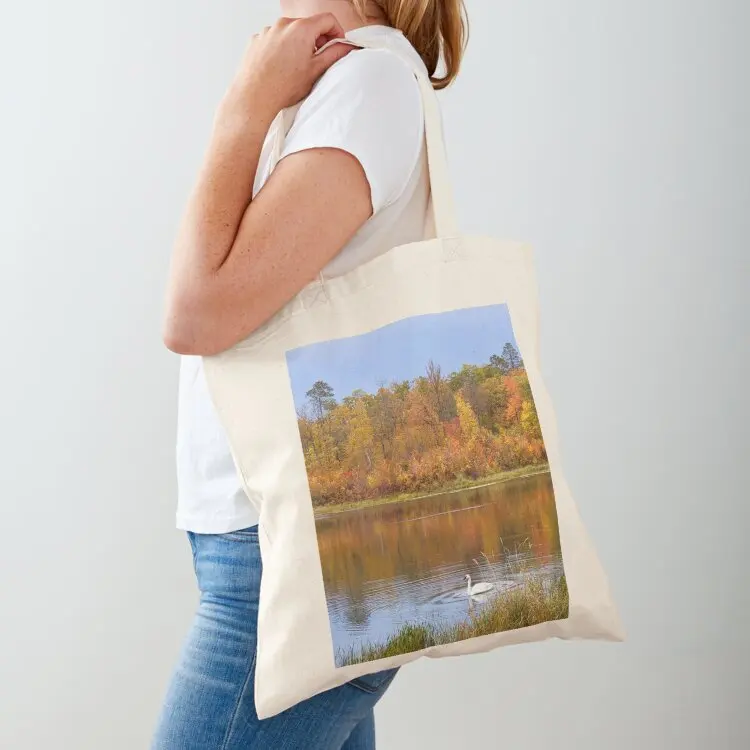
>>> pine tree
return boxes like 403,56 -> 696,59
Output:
502,342 -> 522,370
306,381 -> 336,421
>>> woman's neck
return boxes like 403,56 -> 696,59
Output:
282,1 -> 388,32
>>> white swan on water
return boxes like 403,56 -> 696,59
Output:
464,574 -> 494,597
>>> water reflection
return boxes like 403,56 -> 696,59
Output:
315,472 -> 564,658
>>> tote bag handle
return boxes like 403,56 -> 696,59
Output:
410,70 -> 459,239
271,36 -> 459,239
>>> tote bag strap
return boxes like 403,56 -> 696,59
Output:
408,67 -> 459,239
270,36 -> 459,240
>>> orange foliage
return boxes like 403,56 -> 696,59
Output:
298,354 -> 546,506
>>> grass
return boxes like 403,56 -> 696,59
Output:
336,574 -> 569,667
314,463 -> 550,517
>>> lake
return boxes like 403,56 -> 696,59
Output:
315,470 -> 565,664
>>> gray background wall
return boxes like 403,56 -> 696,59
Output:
1,1 -> 747,747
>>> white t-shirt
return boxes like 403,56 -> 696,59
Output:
175,26 -> 431,533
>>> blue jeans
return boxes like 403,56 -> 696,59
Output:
151,527 -> 398,749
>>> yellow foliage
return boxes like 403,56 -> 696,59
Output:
455,392 -> 480,442
299,362 -> 548,506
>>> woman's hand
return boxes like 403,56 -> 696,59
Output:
220,14 -> 355,124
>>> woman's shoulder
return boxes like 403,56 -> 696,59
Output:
325,45 -> 417,80
282,46 -> 425,213
313,47 -> 422,119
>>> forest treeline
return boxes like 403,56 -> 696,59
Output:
298,343 -> 547,507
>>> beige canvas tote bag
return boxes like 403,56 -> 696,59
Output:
203,34 -> 623,719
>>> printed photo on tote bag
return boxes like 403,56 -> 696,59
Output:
287,304 -> 568,668
203,33 -> 623,718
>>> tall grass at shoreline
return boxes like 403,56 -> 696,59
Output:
336,575 -> 568,667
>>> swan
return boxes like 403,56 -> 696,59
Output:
464,574 -> 494,597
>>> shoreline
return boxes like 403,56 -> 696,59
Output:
336,573 -> 568,667
313,464 -> 551,519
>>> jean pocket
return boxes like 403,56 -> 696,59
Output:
348,668 -> 399,695
220,526 -> 259,543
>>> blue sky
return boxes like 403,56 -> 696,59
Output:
286,304 -> 519,411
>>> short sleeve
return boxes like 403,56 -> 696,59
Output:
278,49 -> 424,214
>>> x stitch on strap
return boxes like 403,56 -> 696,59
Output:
299,276 -> 329,310
442,237 -> 462,262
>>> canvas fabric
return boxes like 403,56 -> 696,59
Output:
203,34 -> 623,719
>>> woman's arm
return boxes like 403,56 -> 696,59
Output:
163,15 -> 370,356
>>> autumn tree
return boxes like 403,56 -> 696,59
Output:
371,386 -> 400,461
306,420 -> 337,471
444,365 -> 488,426
482,376 -> 508,431
404,389 -> 442,450
299,348 -> 546,506
346,399 -> 376,472
455,392 -> 480,443
425,359 -> 454,420
503,376 -> 523,424
518,372 -> 542,440
520,399 -> 542,440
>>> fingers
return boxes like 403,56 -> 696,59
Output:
303,12 -> 346,43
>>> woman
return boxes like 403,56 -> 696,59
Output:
154,1 -> 467,748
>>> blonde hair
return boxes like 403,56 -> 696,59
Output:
351,0 -> 468,89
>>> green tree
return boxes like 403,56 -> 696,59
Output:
448,363 -> 482,392
502,342 -> 522,370
306,380 -> 336,421
393,380 -> 411,400
489,353 -> 506,372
